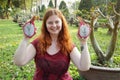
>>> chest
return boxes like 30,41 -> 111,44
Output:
47,42 -> 60,55
35,52 -> 70,75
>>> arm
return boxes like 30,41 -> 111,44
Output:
70,40 -> 91,71
14,37 -> 36,66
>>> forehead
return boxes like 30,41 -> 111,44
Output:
47,15 -> 61,21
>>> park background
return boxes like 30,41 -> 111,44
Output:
0,0 -> 120,80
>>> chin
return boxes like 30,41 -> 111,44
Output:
50,32 -> 59,35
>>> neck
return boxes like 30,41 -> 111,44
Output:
50,34 -> 58,42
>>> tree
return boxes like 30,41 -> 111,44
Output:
5,0 -> 11,19
59,1 -> 69,19
0,0 -> 33,19
115,0 -> 120,17
39,5 -> 46,18
30,0 -> 33,12
77,0 -> 92,19
92,0 -> 117,6
12,0 -> 20,8
0,0 -> 12,19
89,0 -> 120,65
71,1 -> 79,10
48,0 -> 54,8
79,0 -> 92,11
54,0 -> 57,8
41,5 -> 46,12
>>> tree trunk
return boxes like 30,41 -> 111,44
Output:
55,0 -> 57,8
23,0 -> 26,10
106,23 -> 113,35
6,0 -> 11,19
105,21 -> 119,60
90,17 -> 105,64
105,0 -> 120,60
30,0 -> 33,12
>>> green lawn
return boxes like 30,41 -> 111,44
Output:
0,19 -> 120,80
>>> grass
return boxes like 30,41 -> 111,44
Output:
0,19 -> 120,80
0,20 -> 36,80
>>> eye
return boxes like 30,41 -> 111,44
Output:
48,21 -> 53,24
55,20 -> 59,24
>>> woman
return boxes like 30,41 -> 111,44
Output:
14,8 -> 91,80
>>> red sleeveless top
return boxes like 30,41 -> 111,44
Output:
31,39 -> 73,80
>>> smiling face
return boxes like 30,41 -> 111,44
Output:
46,15 -> 62,36
38,9 -> 73,55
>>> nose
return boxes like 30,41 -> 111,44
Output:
52,22 -> 56,27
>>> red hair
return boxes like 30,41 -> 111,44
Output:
37,8 -> 73,55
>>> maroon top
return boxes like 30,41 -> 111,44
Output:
31,39 -> 73,80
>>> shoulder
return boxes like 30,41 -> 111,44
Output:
71,46 -> 80,54
70,43 -> 76,52
31,38 -> 39,48
70,46 -> 80,58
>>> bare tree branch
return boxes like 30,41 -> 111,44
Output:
108,16 -> 114,29
97,8 -> 106,18
93,18 -> 98,26
97,8 -> 114,29
113,5 -> 120,16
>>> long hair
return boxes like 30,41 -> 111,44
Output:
38,8 -> 73,55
